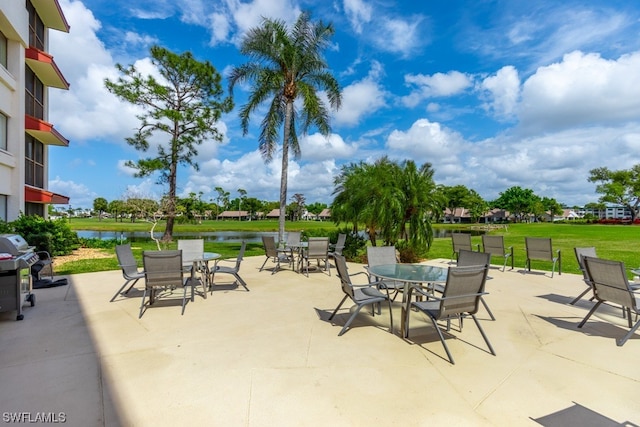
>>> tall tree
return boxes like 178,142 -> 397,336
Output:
332,157 -> 437,253
93,197 -> 108,221
105,45 -> 233,241
588,164 -> 640,221
441,185 -> 472,223
492,186 -> 541,222
229,12 -> 342,244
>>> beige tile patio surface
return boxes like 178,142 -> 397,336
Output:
1,255 -> 639,426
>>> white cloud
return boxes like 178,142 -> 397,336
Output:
300,133 -> 358,161
209,0 -> 301,45
519,50 -> 640,132
480,65 -> 520,119
343,0 -> 372,34
386,118 -> 464,161
333,62 -> 388,126
372,16 -> 426,57
49,177 -> 97,208
402,71 -> 473,108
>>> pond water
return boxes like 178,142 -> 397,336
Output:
75,228 -> 484,243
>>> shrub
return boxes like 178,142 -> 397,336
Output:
9,215 -> 79,255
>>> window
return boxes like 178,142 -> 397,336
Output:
0,113 -> 6,151
25,134 -> 44,188
0,31 -> 7,69
25,67 -> 44,119
0,195 -> 6,222
25,202 -> 44,217
27,1 -> 45,51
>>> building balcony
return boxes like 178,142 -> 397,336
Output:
30,0 -> 69,32
24,185 -> 69,204
25,46 -> 69,89
25,115 -> 69,146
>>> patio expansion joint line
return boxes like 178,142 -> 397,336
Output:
519,304 -> 544,346
473,353 -> 535,411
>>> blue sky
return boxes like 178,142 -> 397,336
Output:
48,0 -> 640,209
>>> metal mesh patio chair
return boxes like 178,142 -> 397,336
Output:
328,255 -> 393,336
111,243 -> 145,302
301,237 -> 330,276
259,236 -> 290,274
451,233 -> 479,262
211,241 -> 249,291
405,264 -> 495,364
571,247 -> 597,305
140,250 -> 188,318
525,237 -> 561,277
366,246 -> 404,301
482,235 -> 514,271
579,256 -> 640,346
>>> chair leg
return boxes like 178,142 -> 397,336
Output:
329,295 -> 349,321
429,314 -> 455,364
181,286 -> 187,315
480,297 -> 496,321
139,289 -> 148,318
234,273 -> 250,291
110,278 -> 139,302
617,317 -> 640,346
471,314 -> 496,356
259,257 -> 269,272
386,298 -> 394,334
569,287 -> 592,305
338,304 -> 367,336
578,301 -> 603,328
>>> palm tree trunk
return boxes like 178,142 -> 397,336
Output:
278,101 -> 294,245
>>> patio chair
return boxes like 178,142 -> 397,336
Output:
210,241 -> 249,292
456,250 -> 495,321
34,250 -> 54,280
405,264 -> 495,364
301,237 -> 330,276
283,231 -> 302,268
451,233 -> 479,262
140,250 -> 188,318
178,239 -> 207,299
327,233 -> 346,267
366,246 -> 404,301
259,236 -> 290,274
482,235 -> 514,271
111,243 -> 145,302
328,254 -> 393,336
525,237 -> 561,277
570,247 -> 597,305
579,256 -> 640,346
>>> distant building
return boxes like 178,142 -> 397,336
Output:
218,210 -> 250,220
266,209 -> 280,218
317,208 -> 331,220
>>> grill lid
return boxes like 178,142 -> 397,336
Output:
0,234 -> 33,255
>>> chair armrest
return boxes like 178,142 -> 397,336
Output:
36,251 -> 52,261
407,284 -> 438,300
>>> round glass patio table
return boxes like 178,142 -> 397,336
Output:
367,264 -> 449,336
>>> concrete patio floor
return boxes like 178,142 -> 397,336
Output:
1,255 -> 639,426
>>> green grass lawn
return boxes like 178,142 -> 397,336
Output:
61,218 -> 640,278
426,223 -> 640,277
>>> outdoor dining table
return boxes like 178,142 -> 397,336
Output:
367,263 -> 449,336
183,252 -> 220,300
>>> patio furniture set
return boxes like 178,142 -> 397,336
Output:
328,234 -> 640,364
259,233 -> 346,277
112,240 -> 248,318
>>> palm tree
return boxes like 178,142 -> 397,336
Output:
229,12 -> 342,244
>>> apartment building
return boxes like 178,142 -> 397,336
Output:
0,0 -> 69,222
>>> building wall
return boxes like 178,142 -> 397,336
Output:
0,1 -> 68,222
